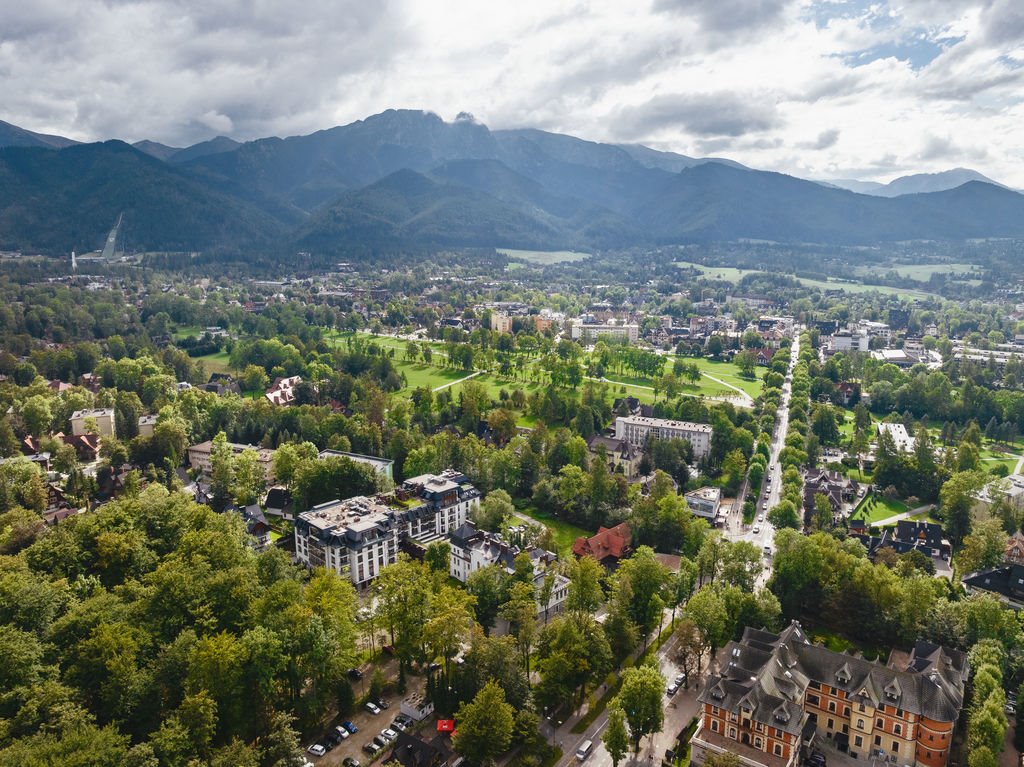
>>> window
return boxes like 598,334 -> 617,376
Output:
729,728 -> 737,740
892,741 -> 899,752
827,718 -> 834,730
874,736 -> 881,746
854,735 -> 862,748
894,724 -> 902,736
807,694 -> 820,706
857,719 -> 864,729
755,737 -> 763,749
876,718 -> 884,728
828,701 -> 836,713
774,744 -> 783,757
711,720 -> 719,733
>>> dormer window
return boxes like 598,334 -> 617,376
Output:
836,663 -> 851,685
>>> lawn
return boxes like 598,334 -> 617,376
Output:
855,262 -> 982,281
497,248 -> 590,264
513,501 -> 591,555
673,261 -> 755,282
852,494 -> 908,524
194,350 -> 232,375
837,406 -> 876,439
172,324 -> 204,340
673,261 -> 939,300
395,361 -> 469,392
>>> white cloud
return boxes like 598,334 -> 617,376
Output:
1,0 -> 1022,185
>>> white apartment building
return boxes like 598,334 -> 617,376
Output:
570,319 -> 639,344
490,311 -> 514,334
70,408 -> 116,437
829,331 -> 869,353
294,470 -> 481,586
188,440 -> 276,481
294,496 -> 400,586
614,415 -> 713,459
401,470 -> 481,543
878,422 -> 916,453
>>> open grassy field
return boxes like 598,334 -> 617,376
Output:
674,260 -> 939,300
395,361 -> 469,391
790,276 -> 939,301
855,262 -> 982,281
194,350 -> 232,375
498,248 -> 590,264
513,501 -> 591,554
172,324 -> 204,340
673,261 -> 755,281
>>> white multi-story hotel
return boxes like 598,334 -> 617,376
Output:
294,469 -> 481,586
70,408 -> 116,437
614,416 -> 713,459
294,496 -> 400,586
570,319 -> 639,344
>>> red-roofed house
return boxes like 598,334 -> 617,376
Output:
572,522 -> 633,569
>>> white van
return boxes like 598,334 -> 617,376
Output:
576,740 -> 593,760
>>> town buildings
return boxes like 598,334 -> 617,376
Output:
69,408 -> 115,437
690,622 -> 967,767
447,522 -> 569,616
587,434 -> 641,479
685,486 -> 722,524
569,318 -> 639,344
293,470 -> 480,586
265,375 -> 302,406
187,440 -> 276,481
572,522 -> 633,569
878,422 -> 917,453
614,415 -> 713,459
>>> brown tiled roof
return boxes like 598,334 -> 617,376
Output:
573,522 -> 632,561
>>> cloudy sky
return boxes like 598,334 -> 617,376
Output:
3,0 -> 1023,185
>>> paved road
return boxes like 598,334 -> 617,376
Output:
722,335 -> 801,588
552,625 -> 700,767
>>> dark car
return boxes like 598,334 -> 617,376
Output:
372,735 -> 388,749
377,699 -> 390,710
363,743 -> 379,756
342,721 -> 358,734
323,731 -> 342,750
343,759 -> 361,767
348,668 -> 363,680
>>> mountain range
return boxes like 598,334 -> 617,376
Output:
0,110 -> 1022,256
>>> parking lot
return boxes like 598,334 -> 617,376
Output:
305,677 -> 429,767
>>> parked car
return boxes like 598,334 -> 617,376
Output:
666,683 -> 679,696
342,721 -> 358,734
674,673 -> 685,687
363,743 -> 378,756
392,719 -> 408,732
377,699 -> 390,710
348,668 -> 363,680
752,525 -> 761,534
307,744 -> 326,757
381,728 -> 399,742
365,702 -> 381,715
334,726 -> 351,740
763,545 -> 772,556
372,735 -> 389,749
324,731 -> 342,749
757,513 -> 764,522
343,759 -> 361,767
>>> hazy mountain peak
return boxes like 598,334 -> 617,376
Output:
827,167 -> 1003,197
0,119 -> 79,150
